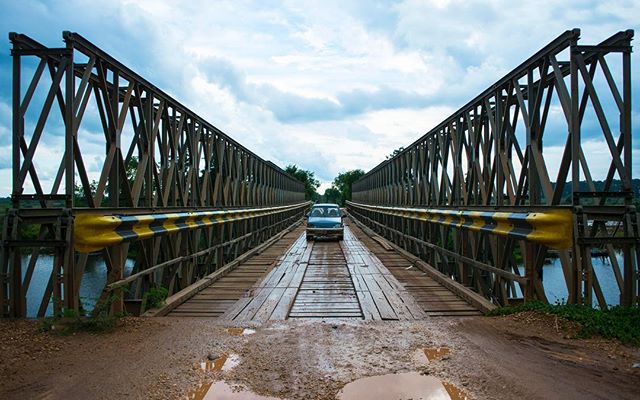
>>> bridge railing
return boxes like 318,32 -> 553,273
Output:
1,32 -> 308,318
350,29 -> 638,309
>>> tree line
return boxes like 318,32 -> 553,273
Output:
284,165 -> 364,206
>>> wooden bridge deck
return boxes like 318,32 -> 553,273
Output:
167,226 -> 304,318
168,220 -> 481,319
347,222 -> 483,317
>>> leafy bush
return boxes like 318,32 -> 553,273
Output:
488,301 -> 640,346
144,287 -> 168,309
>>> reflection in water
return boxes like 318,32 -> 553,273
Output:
22,254 -> 134,317
541,254 -> 622,305
227,328 -> 245,336
199,353 -> 240,372
188,381 -> 283,400
442,381 -> 470,400
423,347 -> 450,361
227,327 -> 256,336
188,381 -> 212,400
337,372 -> 468,400
504,253 -> 624,306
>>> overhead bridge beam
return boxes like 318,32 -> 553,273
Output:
347,201 -> 573,250
75,202 -> 311,252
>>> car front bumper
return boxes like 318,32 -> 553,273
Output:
306,227 -> 344,238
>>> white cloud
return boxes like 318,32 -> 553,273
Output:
0,0 -> 638,197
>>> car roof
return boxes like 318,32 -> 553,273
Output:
312,203 -> 340,207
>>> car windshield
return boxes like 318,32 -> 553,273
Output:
310,206 -> 341,218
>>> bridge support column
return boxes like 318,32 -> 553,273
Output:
107,245 -> 124,315
524,244 -> 535,303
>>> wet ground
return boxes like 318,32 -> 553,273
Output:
1,314 -> 638,399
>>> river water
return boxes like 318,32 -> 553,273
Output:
22,255 -> 134,318
21,253 -> 623,317
535,253 -> 623,306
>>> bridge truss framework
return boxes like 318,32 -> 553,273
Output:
350,29 -> 638,309
2,29 -> 638,318
2,32 -> 307,318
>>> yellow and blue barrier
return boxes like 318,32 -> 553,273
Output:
347,201 -> 573,249
74,202 -> 310,252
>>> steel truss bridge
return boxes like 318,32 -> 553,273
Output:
1,29 -> 637,318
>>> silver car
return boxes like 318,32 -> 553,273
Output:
305,203 -> 344,241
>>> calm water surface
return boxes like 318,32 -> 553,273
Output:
23,255 -> 134,318
537,253 -> 623,306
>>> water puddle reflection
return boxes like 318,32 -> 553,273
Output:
188,381 -> 212,400
424,347 -> 450,361
188,381 -> 283,400
442,381 -> 469,400
337,372 -> 469,400
199,353 -> 240,372
227,327 -> 256,336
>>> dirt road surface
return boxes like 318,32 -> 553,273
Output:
1,312 -> 638,399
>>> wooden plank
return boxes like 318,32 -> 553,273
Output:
270,287 -> 298,320
219,297 -> 253,321
347,217 -> 494,314
252,287 -> 286,322
157,223 -> 303,318
353,288 -> 381,320
288,312 -> 363,318
285,238 -> 363,320
345,220 -> 486,319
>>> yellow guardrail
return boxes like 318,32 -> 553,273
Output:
74,202 -> 311,252
347,201 -> 573,249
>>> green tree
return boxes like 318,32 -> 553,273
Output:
285,164 -> 320,201
74,157 -> 140,207
323,187 -> 342,204
332,169 -> 365,206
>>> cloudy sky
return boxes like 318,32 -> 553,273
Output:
0,0 -> 638,196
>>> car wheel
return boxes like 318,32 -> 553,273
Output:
306,235 -> 313,241
338,235 -> 344,241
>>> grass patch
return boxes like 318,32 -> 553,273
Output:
39,293 -> 126,335
488,301 -> 640,346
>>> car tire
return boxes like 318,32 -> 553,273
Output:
306,235 -> 313,241
338,235 -> 344,241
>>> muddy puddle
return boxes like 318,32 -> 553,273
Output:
413,346 -> 451,364
337,372 -> 469,400
226,327 -> 256,336
424,346 -> 450,361
188,381 -> 283,400
189,353 -> 258,400
198,353 -> 240,372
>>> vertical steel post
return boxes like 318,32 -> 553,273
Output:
569,37 -> 583,305
63,35 -> 76,311
621,44 -> 635,307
